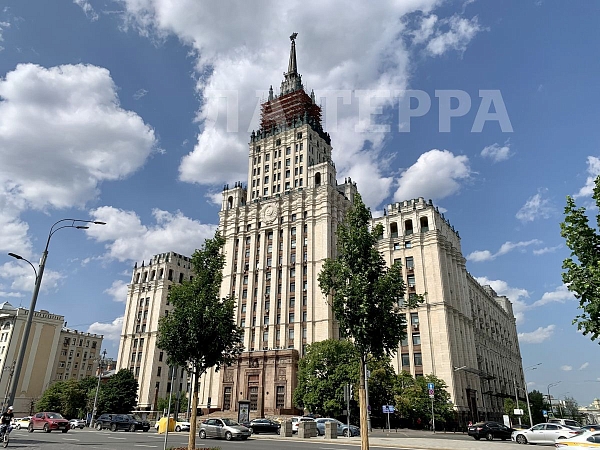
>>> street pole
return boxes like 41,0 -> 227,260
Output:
525,386 -> 533,427
514,379 -> 521,426
364,363 -> 371,432
91,349 -> 107,427
431,397 -> 435,433
547,381 -> 561,421
163,366 -> 176,450
7,219 -> 105,410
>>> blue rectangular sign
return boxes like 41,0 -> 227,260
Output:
427,382 -> 435,390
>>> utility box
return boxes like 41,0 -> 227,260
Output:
325,421 -> 337,439
157,417 -> 175,434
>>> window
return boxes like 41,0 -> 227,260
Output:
157,366 -> 162,376
263,316 -> 269,325
405,219 -> 413,235
285,170 -> 290,178
289,297 -> 295,307
407,275 -> 416,287
241,303 -> 247,313
288,329 -> 295,340
289,313 -> 295,322
401,353 -> 410,367
414,352 -> 423,366
393,242 -> 400,250
290,282 -> 295,292
412,334 -> 421,345
405,241 -> 412,249
405,256 -> 414,269
159,352 -> 163,362
286,147 -> 291,155
420,216 -> 429,232
285,158 -> 290,166
276,386 -> 285,408
400,336 -> 408,347
249,386 -> 259,411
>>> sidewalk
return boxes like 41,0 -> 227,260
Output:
253,430 -> 518,449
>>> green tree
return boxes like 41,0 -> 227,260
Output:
157,231 -> 244,450
563,396 -> 583,421
36,378 -> 91,419
319,193 -> 421,449
528,390 -> 547,425
96,369 -> 139,415
157,392 -> 187,415
560,175 -> 600,342
393,373 -> 453,427
36,382 -> 64,414
365,357 -> 397,426
294,339 -> 359,417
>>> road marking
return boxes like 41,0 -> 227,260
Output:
134,445 -> 158,448
106,436 -> 127,439
63,438 -> 80,441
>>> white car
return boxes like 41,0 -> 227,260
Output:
555,430 -> 600,449
291,416 -> 315,433
154,419 -> 191,432
13,417 -> 32,430
512,423 -> 580,444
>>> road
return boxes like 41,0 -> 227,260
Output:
3,426 -> 517,449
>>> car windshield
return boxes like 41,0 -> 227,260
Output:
222,419 -> 239,426
128,414 -> 143,421
47,413 -> 63,419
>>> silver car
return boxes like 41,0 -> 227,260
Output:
199,418 -> 251,441
512,423 -> 580,444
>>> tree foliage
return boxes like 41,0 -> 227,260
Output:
318,194 -> 421,449
528,390 -> 547,425
560,175 -> 600,342
157,231 -> 243,450
96,369 -> 139,415
393,372 -> 453,424
294,339 -> 359,417
36,376 -> 101,419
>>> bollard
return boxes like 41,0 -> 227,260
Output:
325,421 -> 337,439
298,421 -> 308,438
282,420 -> 293,437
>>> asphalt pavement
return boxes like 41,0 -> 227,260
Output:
2,425 -> 521,449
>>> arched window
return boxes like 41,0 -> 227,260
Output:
134,273 -> 140,283
404,219 -> 413,235
390,222 -> 399,238
227,196 -> 233,209
315,172 -> 321,185
420,216 -> 429,232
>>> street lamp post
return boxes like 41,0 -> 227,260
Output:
91,349 -> 107,427
7,218 -> 105,410
547,381 -> 562,421
524,363 -> 541,427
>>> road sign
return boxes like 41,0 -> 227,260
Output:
428,388 -> 435,396
382,405 -> 395,414
542,410 -> 548,417
427,382 -> 435,390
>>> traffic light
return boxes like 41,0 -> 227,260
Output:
349,384 -> 354,399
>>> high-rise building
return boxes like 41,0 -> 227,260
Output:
0,302 -> 103,415
117,35 -> 524,424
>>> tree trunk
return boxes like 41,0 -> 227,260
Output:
188,370 -> 199,450
359,354 -> 369,450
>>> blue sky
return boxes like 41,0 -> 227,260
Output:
1,0 -> 599,407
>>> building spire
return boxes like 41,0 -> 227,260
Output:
280,32 -> 302,95
288,32 -> 298,75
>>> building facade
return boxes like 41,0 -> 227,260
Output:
116,35 -> 524,423
0,302 -> 103,415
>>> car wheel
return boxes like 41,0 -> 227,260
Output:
62,428 -> 68,433
225,431 -> 233,441
96,423 -> 102,431
111,424 -> 117,432
15,425 -> 20,430
28,424 -> 33,433
558,436 -> 566,440
343,429 -> 350,437
44,424 -> 50,433
516,434 -> 528,444
129,424 -> 136,432
248,427 -> 254,434
175,425 -> 181,432
486,432 -> 494,441
199,430 -> 206,439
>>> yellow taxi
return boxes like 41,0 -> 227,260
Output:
555,431 -> 600,449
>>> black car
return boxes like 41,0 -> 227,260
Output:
95,414 -> 150,432
468,421 -> 514,441
244,418 -> 280,434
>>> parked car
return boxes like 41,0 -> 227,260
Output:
28,412 -> 70,433
95,413 -> 150,432
512,423 -> 580,444
243,418 -> 280,434
12,417 -> 31,430
315,418 -> 360,437
291,416 -> 316,433
581,425 -> 600,432
198,418 -> 251,441
468,421 -> 514,441
555,430 -> 600,448
549,418 -> 582,428
69,418 -> 86,429
154,419 -> 191,432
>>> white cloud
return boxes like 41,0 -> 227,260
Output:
87,206 -> 217,262
574,156 -> 600,198
533,245 -> 561,255
0,20 -> 9,51
425,15 -> 483,56
133,88 -> 148,100
468,239 -> 542,262
73,0 -> 99,21
530,284 -> 575,308
516,189 -> 553,222
88,316 -> 123,344
560,364 -> 573,371
475,276 -> 530,323
412,15 -> 438,45
481,142 -> 512,163
579,362 -> 589,370
394,149 -> 471,202
0,262 -> 63,294
119,0 -> 484,209
518,325 -> 555,344
104,279 -> 129,303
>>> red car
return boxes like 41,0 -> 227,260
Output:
28,412 -> 70,433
